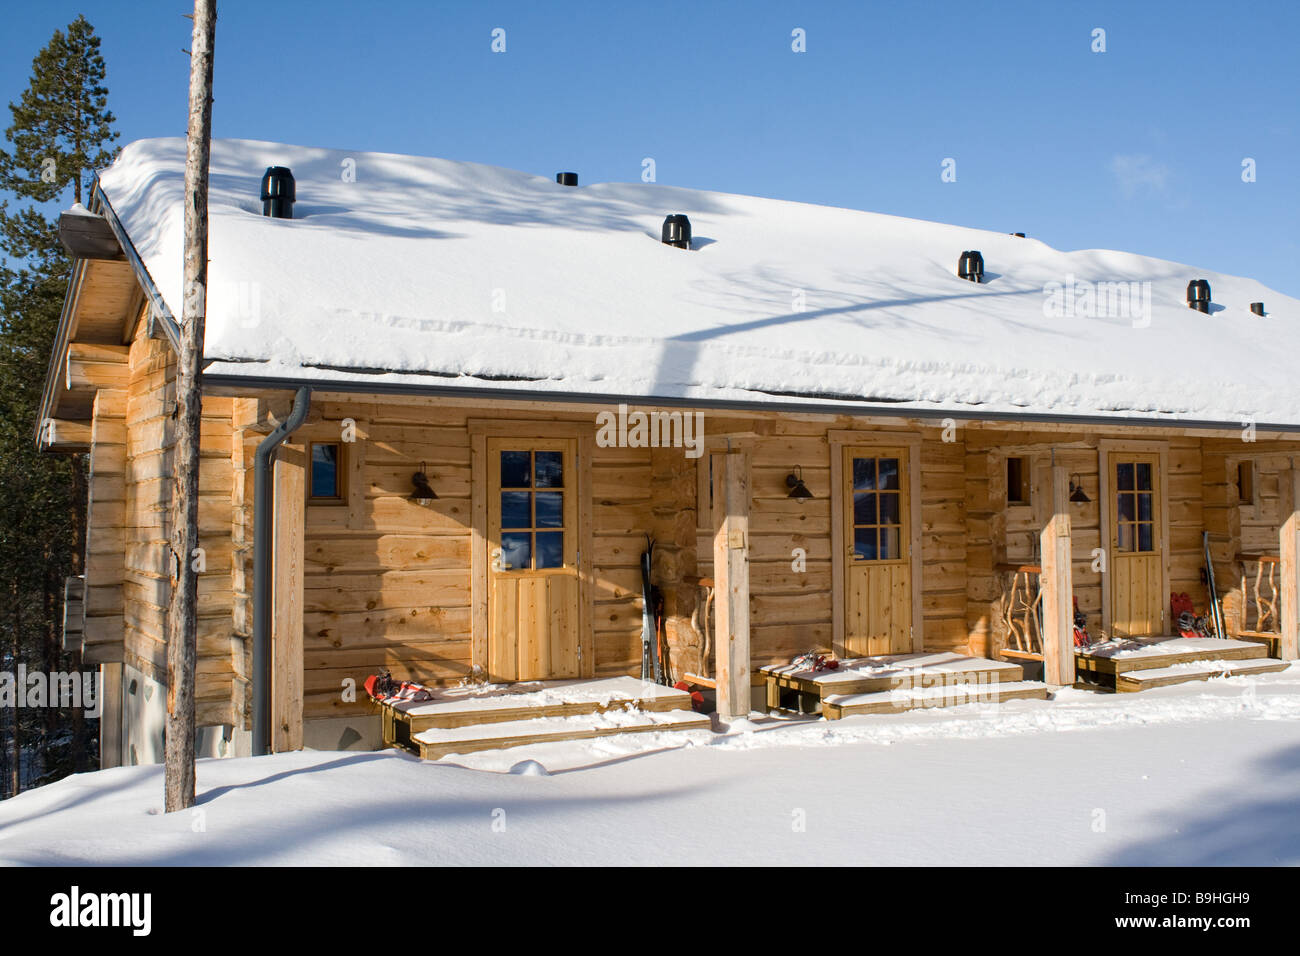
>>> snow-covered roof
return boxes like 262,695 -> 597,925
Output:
96,137 -> 1300,426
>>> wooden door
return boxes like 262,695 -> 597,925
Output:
1109,453 -> 1164,636
843,446 -> 912,656
487,438 -> 581,681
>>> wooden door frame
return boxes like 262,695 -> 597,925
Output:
470,419 -> 595,679
1098,438 -> 1170,637
829,430 -> 923,657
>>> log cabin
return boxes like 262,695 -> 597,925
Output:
41,138 -> 1300,766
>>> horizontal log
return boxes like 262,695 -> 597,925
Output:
40,418 -> 91,451
59,209 -> 124,260
66,342 -> 129,391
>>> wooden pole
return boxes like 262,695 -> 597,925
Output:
1278,463 -> 1300,661
165,0 -> 215,813
711,445 -> 751,719
1040,465 -> 1075,685
271,445 -> 305,752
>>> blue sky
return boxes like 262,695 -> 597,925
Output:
3,0 -> 1298,295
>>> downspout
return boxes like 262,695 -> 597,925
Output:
252,386 -> 311,756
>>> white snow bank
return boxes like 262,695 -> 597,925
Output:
2,666 -> 1298,865
396,675 -> 686,717
96,138 -> 1300,425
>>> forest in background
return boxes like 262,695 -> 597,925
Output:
0,15 -> 120,797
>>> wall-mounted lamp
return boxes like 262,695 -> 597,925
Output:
1068,473 -> 1090,504
411,462 -> 437,504
785,466 -> 814,500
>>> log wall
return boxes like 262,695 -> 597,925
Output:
94,384 -> 1300,738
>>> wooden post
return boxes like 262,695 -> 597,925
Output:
98,663 -> 123,769
164,0 -> 215,813
1278,463 -> 1300,661
711,445 -> 750,719
271,445 -> 305,751
1040,465 -> 1075,685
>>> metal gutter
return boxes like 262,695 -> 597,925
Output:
200,370 -> 1300,436
251,385 -> 311,756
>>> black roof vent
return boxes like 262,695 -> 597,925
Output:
260,166 -> 295,219
958,250 -> 984,283
1186,279 -> 1211,313
1250,301 -> 1265,316
556,172 -> 578,187
662,214 -> 692,249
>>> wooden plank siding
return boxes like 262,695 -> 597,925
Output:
1203,445 -> 1297,637
86,374 -> 1300,737
119,322 -> 240,727
965,429 -> 1206,654
82,388 -> 126,661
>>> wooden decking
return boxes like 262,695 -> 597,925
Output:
759,652 -> 1049,719
1074,636 -> 1289,692
377,676 -> 708,760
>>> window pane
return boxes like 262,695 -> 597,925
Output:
500,450 -> 531,488
535,492 -> 563,528
311,444 -> 339,497
500,532 -> 532,570
878,458 -> 900,490
536,532 -> 564,569
534,451 -> 563,488
1136,462 -> 1152,491
500,491 -> 531,529
1117,493 -> 1135,521
853,492 -> 877,526
1116,462 -> 1134,490
1138,523 -> 1153,553
1117,523 -> 1134,552
1137,493 -> 1152,521
854,528 -> 878,560
879,492 -> 900,525
853,458 -> 876,490
879,526 -> 900,560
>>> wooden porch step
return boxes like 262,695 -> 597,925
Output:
762,652 -> 1025,699
1236,630 -> 1282,658
411,708 -> 710,760
390,676 -> 693,732
821,680 -> 1049,719
1114,657 -> 1290,693
1076,637 -> 1266,679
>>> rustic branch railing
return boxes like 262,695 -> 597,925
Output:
1236,553 -> 1281,638
996,563 -> 1044,661
683,574 -> 715,681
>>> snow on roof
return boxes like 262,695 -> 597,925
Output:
96,137 -> 1300,425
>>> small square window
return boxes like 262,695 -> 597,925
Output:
1237,462 -> 1254,505
308,442 -> 345,503
1007,457 -> 1030,505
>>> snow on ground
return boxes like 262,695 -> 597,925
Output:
3,667 -> 1299,866
97,138 -> 1300,425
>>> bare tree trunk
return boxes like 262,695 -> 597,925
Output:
165,0 -> 216,814
70,457 -> 86,575
10,584 -> 21,797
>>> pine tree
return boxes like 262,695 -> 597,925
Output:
0,16 -> 118,797
0,15 -> 118,209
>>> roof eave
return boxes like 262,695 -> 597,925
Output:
34,255 -> 89,450
197,368 -> 1300,437
95,175 -> 181,353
